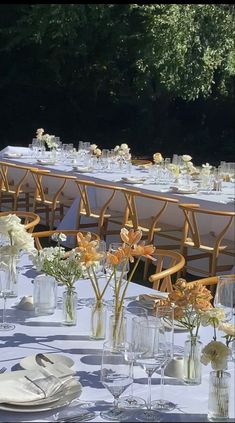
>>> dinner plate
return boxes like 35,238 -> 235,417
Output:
0,383 -> 82,413
20,353 -> 74,370
72,166 -> 92,173
37,159 -> 56,165
121,177 -> 145,184
3,153 -> 22,158
170,186 -> 198,194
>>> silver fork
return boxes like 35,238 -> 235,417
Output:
0,367 -> 7,374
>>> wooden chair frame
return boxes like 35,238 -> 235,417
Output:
31,169 -> 77,230
0,161 -> 36,211
148,249 -> 185,292
178,203 -> 235,278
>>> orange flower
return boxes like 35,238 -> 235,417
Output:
79,248 -> 104,267
131,242 -> 156,260
107,249 -> 125,266
77,232 -> 98,250
120,228 -> 142,246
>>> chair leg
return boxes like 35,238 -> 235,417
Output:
143,259 -> 151,280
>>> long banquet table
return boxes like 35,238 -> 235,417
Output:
0,147 -> 235,243
0,254 -> 234,422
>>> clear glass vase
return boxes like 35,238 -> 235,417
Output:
62,288 -> 77,326
208,370 -> 231,421
183,335 -> 202,385
0,254 -> 19,298
108,311 -> 127,348
90,300 -> 106,340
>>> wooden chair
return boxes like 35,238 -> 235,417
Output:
74,179 -> 123,239
109,188 -> 182,278
0,161 -> 36,211
32,229 -> 99,250
177,203 -> 235,278
148,249 -> 185,292
31,169 -> 77,230
0,211 -> 40,233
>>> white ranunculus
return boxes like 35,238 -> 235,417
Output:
120,143 -> 129,150
0,214 -> 22,235
94,148 -> 102,157
182,154 -> 192,162
90,144 -> 97,151
114,145 -> 120,152
201,308 -> 226,328
13,229 -> 35,252
51,233 -> 67,243
36,128 -> 44,139
201,341 -> 231,370
219,322 -> 235,337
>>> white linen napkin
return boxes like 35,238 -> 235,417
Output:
0,365 -> 76,404
138,293 -> 168,308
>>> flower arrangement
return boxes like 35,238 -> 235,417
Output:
30,233 -> 82,289
181,154 -> 197,174
0,214 -> 34,295
153,152 -> 163,164
90,144 -> 102,157
114,143 -> 131,160
159,278 -> 213,337
36,128 -> 57,149
201,162 -> 213,176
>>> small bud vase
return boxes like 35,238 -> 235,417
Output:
62,288 -> 77,326
108,311 -> 127,348
183,335 -> 202,385
208,370 -> 231,421
90,300 -> 106,340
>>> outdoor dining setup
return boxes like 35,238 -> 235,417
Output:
0,130 -> 234,422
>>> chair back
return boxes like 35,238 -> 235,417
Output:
148,249 -> 185,292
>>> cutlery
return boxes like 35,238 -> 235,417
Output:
0,367 -> 7,374
58,411 -> 95,422
35,353 -> 54,367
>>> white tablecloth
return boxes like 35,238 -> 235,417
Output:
0,254 -> 234,422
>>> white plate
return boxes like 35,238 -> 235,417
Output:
121,177 -> 145,184
3,153 -> 22,158
37,160 -> 56,165
0,384 -> 82,412
72,166 -> 92,173
20,353 -> 74,371
170,186 -> 198,194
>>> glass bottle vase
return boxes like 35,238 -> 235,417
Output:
0,254 -> 19,298
183,335 -> 202,385
108,311 -> 127,348
90,300 -> 106,340
208,370 -> 231,421
62,288 -> 77,326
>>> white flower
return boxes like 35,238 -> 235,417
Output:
114,145 -> 120,152
0,214 -> 22,235
118,149 -> 125,156
201,340 -> 231,370
94,148 -> 102,157
36,128 -> 44,139
13,229 -> 34,252
182,154 -> 192,162
153,152 -> 163,163
90,144 -> 97,151
219,322 -> 235,337
0,214 -> 34,252
120,143 -> 129,151
51,233 -> 67,243
201,308 -> 226,328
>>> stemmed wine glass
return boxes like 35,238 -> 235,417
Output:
118,306 -> 148,409
214,275 -> 235,322
151,305 -> 176,412
132,316 -> 166,422
100,340 -> 133,421
0,264 -> 15,331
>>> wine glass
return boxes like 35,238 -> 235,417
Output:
0,265 -> 15,331
100,340 -> 133,421
118,306 -> 148,409
132,316 -> 166,422
214,275 -> 235,322
151,305 -> 176,412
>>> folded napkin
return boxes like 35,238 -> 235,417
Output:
3,152 -> 22,158
0,367 -> 76,404
122,177 -> 145,184
138,293 -> 168,308
73,166 -> 91,173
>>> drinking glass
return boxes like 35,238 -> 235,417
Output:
132,316 -> 166,422
100,340 -> 133,421
118,306 -> 148,408
152,305 -> 176,412
214,275 -> 235,322
0,267 -> 15,331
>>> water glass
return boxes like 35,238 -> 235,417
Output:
214,275 -> 235,322
33,274 -> 57,315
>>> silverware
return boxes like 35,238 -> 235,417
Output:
35,353 -> 54,367
58,411 -> 95,422
0,367 -> 7,374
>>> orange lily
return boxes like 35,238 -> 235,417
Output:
120,228 -> 142,245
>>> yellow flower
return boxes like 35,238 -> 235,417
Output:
201,341 -> 231,370
131,243 -> 156,260
120,228 -> 142,245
